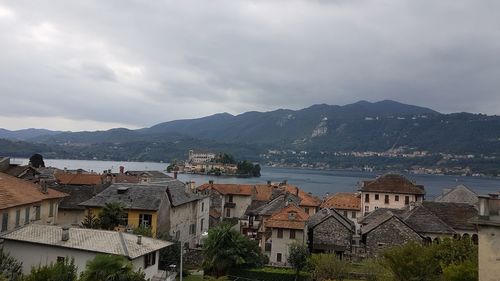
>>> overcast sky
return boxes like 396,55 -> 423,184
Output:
1,0 -> 500,131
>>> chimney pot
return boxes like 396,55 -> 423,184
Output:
119,166 -> 125,174
62,226 -> 70,241
209,180 -> 214,185
267,180 -> 271,186
174,171 -> 178,179
137,235 -> 142,245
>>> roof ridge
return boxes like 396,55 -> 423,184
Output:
118,231 -> 130,258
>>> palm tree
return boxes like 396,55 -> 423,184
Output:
203,222 -> 264,277
80,255 -> 145,281
98,202 -> 126,230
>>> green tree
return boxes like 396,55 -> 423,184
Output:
307,253 -> 351,281
98,202 -> 127,230
81,212 -> 100,229
24,258 -> 77,281
133,225 -> 153,237
29,153 -> 45,168
0,250 -> 22,281
79,255 -> 145,281
358,258 -> 393,281
203,222 -> 265,277
287,242 -> 309,281
383,242 -> 441,281
157,233 -> 181,272
441,260 -> 478,281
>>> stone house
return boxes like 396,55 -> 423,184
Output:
360,174 -> 425,215
474,193 -> 500,281
360,210 -> 422,257
1,224 -> 173,280
434,184 -> 478,206
80,180 -> 209,247
0,157 -> 40,181
0,172 -> 67,234
307,208 -> 355,257
321,192 -> 361,229
264,204 -> 309,266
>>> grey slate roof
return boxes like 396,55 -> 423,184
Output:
2,224 -> 172,259
126,170 -> 172,179
250,192 -> 301,217
420,201 -> 477,231
361,210 -> 417,235
307,208 -> 355,232
80,180 -> 201,210
402,205 -> 456,234
51,184 -> 108,210
434,185 -> 478,206
358,208 -> 406,225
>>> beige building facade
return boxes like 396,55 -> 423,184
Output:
476,194 -> 500,281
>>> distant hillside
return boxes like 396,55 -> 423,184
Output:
3,100 -> 500,164
0,128 -> 64,141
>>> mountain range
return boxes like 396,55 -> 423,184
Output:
1,100 -> 500,166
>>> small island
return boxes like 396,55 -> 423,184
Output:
167,150 -> 261,177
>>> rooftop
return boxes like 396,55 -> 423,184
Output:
55,173 -> 103,185
321,192 -> 361,210
265,204 -> 310,230
1,224 -> 172,259
360,174 -> 425,195
0,172 -> 67,210
197,183 -> 254,196
307,207 -> 355,231
50,184 -> 108,210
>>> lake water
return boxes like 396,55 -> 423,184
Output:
12,158 -> 500,198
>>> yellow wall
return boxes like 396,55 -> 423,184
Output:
87,208 -> 158,237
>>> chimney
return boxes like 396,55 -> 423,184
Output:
267,180 -> 271,186
209,180 -> 214,185
119,166 -> 124,174
39,179 -> 48,194
137,235 -> 142,245
174,171 -> 178,179
62,226 -> 70,241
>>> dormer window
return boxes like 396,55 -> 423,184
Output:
288,212 -> 297,220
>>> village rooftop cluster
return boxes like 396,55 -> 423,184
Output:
0,155 -> 499,280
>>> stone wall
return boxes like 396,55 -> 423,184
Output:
311,216 -> 353,252
364,217 -> 422,257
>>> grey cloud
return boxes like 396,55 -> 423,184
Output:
1,0 -> 500,131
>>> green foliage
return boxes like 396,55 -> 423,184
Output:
98,202 -> 127,230
0,250 -> 23,281
229,267 -> 309,281
236,161 -> 261,177
216,153 -> 236,164
24,258 -> 77,281
81,212 -> 100,229
28,154 -> 45,168
307,253 -> 351,281
157,233 -> 181,270
132,225 -> 153,237
441,260 -> 478,281
203,222 -> 265,277
382,239 -> 478,281
357,259 -> 393,281
79,255 -> 145,281
287,242 -> 309,281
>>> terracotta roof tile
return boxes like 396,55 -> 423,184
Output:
360,174 -> 425,195
197,183 -> 254,196
265,204 -> 310,230
0,172 -> 67,210
321,192 -> 361,210
55,173 -> 103,185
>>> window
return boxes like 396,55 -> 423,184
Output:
374,206 -> 379,210
289,229 -> 296,239
364,206 -> 369,213
15,209 -> 21,227
175,231 -> 180,240
375,194 -> 379,200
343,211 -> 348,217
189,224 -> 196,235
225,208 -> 231,217
200,218 -> 204,232
277,228 -> 283,238
395,195 -> 399,202
384,195 -> 389,204
139,214 -> 152,227
49,201 -> 54,217
364,194 -> 369,203
351,211 -> 356,218
228,195 -> 233,203
405,196 -> 410,205
57,257 -> 65,263
35,205 -> 41,220
277,253 -> 282,262
24,207 -> 30,224
304,207 -> 309,214
1,213 -> 8,232
201,202 -> 205,212
144,252 -> 156,268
